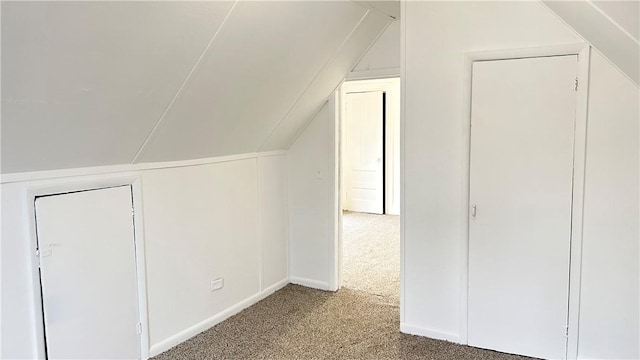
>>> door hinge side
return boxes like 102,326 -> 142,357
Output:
35,249 -> 41,268
136,322 -> 142,335
574,77 -> 579,91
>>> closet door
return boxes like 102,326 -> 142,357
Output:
468,55 -> 577,359
36,185 -> 141,359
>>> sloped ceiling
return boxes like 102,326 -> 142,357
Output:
356,1 -> 400,19
542,0 -> 639,86
1,1 -> 391,173
351,20 -> 400,73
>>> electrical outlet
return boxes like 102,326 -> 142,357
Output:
211,277 -> 224,292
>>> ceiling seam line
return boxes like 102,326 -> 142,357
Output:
285,18 -> 393,149
130,1 -> 239,164
257,9 -> 372,152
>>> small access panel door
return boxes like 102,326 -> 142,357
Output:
36,185 -> 141,359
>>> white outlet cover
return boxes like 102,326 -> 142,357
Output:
211,278 -> 224,292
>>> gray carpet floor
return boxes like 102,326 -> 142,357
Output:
341,211 -> 400,305
153,212 -> 530,360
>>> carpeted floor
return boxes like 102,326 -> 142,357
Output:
153,212 -> 531,359
153,285 -> 529,360
341,211 -> 400,305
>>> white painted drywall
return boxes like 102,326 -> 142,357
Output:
402,1 -> 581,340
349,20 -> 400,79
577,51 -> 639,359
0,153 -> 289,359
401,1 -> 639,357
142,160 -> 260,346
288,101 -> 336,290
258,155 -> 290,290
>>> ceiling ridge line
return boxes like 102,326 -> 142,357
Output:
130,1 -> 239,164
257,9 -> 372,152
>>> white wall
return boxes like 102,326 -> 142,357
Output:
577,51 -> 639,359
0,153 -> 289,358
288,101 -> 337,290
402,1 -> 639,358
258,156 -> 290,290
348,20 -> 400,80
402,0 -> 580,340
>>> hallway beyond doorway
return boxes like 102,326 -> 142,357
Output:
342,211 -> 400,305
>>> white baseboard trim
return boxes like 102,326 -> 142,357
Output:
400,323 -> 462,344
289,276 -> 332,291
149,278 -> 289,357
261,278 -> 290,297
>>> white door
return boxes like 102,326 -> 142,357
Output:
344,91 -> 384,214
36,186 -> 141,359
468,56 -> 578,359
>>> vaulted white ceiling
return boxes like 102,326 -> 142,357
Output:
1,1 -> 391,173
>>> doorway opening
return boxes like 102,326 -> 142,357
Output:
338,77 -> 401,305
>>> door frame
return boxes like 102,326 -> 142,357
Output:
26,176 -> 150,359
332,77 -> 401,290
459,43 -> 590,360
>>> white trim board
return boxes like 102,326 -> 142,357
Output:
400,323 -> 461,344
289,277 -> 332,291
149,278 -> 289,357
1,151 -> 287,184
346,67 -> 400,80
459,43 -> 590,359
399,0 -> 407,327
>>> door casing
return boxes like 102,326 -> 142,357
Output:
459,43 -> 591,360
